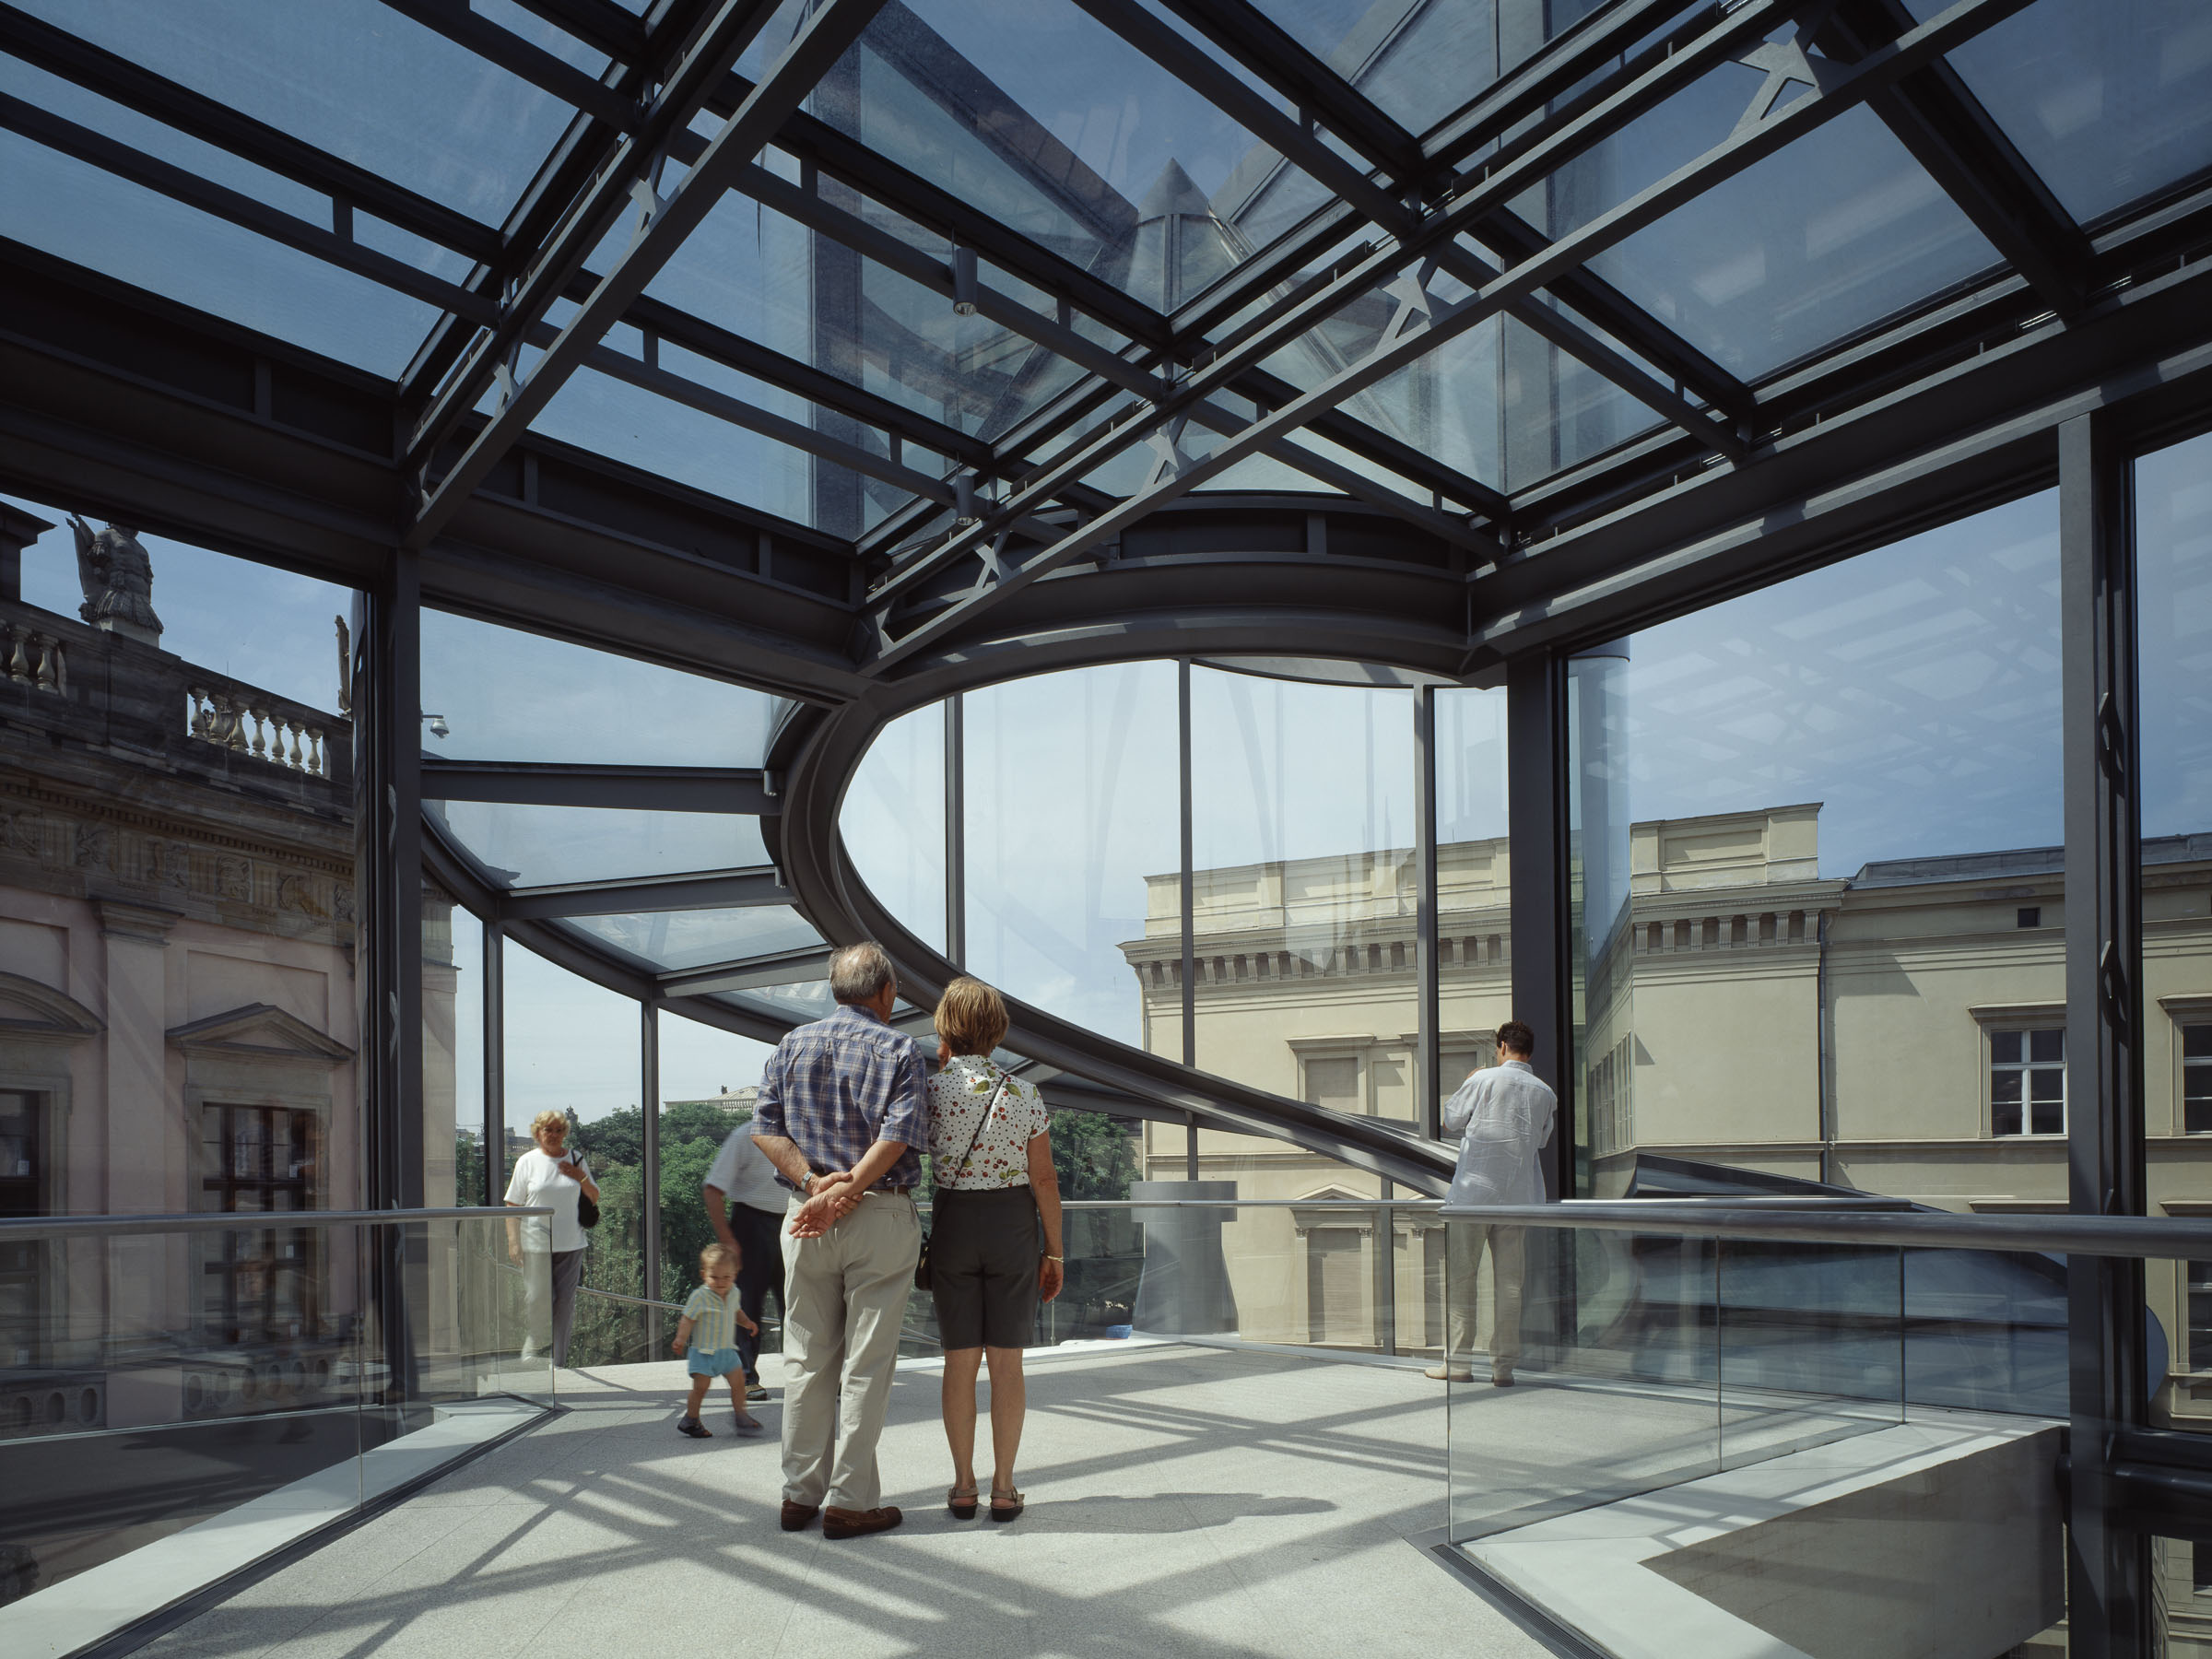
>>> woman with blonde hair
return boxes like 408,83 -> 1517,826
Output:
504,1109 -> 600,1366
925,977 -> 1063,1522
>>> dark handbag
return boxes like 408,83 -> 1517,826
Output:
914,1073 -> 1007,1292
570,1149 -> 599,1230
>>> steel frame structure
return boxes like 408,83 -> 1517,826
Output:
6,0 -> 2212,1645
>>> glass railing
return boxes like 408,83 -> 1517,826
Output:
0,1208 -> 553,1654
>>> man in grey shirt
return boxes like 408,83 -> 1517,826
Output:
1429,1018 -> 1557,1386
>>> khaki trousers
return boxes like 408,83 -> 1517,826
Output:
1445,1222 -> 1525,1369
778,1191 -> 921,1512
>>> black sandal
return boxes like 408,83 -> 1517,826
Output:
947,1484 -> 979,1520
990,1486 -> 1024,1523
677,1417 -> 712,1439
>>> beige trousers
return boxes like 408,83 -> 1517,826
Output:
1445,1222 -> 1525,1369
778,1191 -> 921,1512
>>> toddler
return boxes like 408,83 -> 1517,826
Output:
673,1243 -> 762,1438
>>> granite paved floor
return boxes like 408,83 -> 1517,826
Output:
136,1340 -> 1553,1659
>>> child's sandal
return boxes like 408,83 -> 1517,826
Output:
677,1417 -> 712,1439
947,1484 -> 979,1520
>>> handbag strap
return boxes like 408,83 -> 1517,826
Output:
940,1067 -> 1010,1188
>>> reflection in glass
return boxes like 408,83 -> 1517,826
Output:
965,663 -> 1178,1044
2136,430 -> 2212,1454
565,908 -> 826,975
421,610 -> 785,766
1566,491 -> 2064,1200
842,702 -> 947,955
424,895 -> 487,1206
428,802 -> 769,889
1184,668 -> 1417,1115
1923,0 -> 2212,226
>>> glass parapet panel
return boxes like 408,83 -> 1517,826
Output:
0,1212 -> 546,1644
428,801 -> 771,890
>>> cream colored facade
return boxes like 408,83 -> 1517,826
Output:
1116,806 -> 2212,1418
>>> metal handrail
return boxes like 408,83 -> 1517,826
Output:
577,1286 -> 685,1312
1057,1196 -> 1910,1211
1439,1199 -> 2212,1259
0,1206 -> 551,1240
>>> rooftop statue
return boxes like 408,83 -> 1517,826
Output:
69,515 -> 163,645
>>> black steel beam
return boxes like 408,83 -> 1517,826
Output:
501,866 -> 792,920
2061,406 -> 2151,1657
1507,652 -> 1570,1199
422,759 -> 778,814
405,0 -> 833,546
863,0 -> 2029,669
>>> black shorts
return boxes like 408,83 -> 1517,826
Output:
928,1185 -> 1040,1350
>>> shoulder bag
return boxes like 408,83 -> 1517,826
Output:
570,1150 -> 600,1230
913,1070 -> 1007,1292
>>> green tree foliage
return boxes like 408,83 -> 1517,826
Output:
1049,1110 -> 1138,1200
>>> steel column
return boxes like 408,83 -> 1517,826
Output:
1415,686 -> 1441,1142
1179,659 -> 1196,1071
483,915 -> 504,1208
641,1001 -> 662,1309
946,692 -> 966,965
2061,408 -> 2151,1657
1507,653 -> 1570,1203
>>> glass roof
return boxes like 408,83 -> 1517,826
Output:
9,0 -> 2204,1025
8,0 -> 2196,546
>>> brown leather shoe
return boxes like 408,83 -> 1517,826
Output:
822,1504 -> 903,1539
779,1500 -> 819,1532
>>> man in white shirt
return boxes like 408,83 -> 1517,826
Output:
1429,1018 -> 1557,1387
704,1115 -> 790,1403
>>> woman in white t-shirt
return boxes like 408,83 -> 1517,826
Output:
504,1110 -> 599,1366
925,978 -> 1063,1524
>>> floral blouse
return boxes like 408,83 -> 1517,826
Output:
927,1055 -> 1050,1190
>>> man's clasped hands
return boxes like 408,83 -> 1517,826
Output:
786,1170 -> 865,1239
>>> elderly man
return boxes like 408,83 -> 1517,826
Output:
1429,1018 -> 1556,1387
750,941 -> 927,1539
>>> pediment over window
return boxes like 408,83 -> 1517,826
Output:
167,1003 -> 353,1065
0,971 -> 104,1041
1291,1185 -> 1375,1236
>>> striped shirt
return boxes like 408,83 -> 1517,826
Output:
752,1004 -> 929,1189
682,1284 -> 744,1353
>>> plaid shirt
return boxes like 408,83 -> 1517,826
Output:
752,1004 -> 928,1189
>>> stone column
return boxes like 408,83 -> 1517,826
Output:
92,899 -> 182,1426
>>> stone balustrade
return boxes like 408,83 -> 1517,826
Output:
1,617 -> 66,695
185,684 -> 331,779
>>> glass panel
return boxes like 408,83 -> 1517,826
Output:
2137,429 -> 2212,1432
500,942 -> 643,1366
965,663 -> 1180,1045
18,0 -> 589,221
1187,668 -> 1418,1113
1924,0 -> 2212,226
0,499 -> 361,1228
1568,649 -> 1632,1196
0,129 -> 441,374
1562,489 -> 2061,1200
0,1215 -> 543,1651
841,702 -> 947,956
563,908 -> 826,975
424,897 -> 487,1208
832,0 -> 1326,304
427,802 -> 770,889
1584,104 -> 2000,381
421,610 -> 786,766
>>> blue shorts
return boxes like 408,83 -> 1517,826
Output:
686,1347 -> 743,1379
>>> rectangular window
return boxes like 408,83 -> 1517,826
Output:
0,1090 -> 41,1217
201,1104 -> 321,1344
2185,1025 -> 2212,1135
1991,1028 -> 2065,1136
2196,1537 -> 2212,1595
1303,1056 -> 1361,1113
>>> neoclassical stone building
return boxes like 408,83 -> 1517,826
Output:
1121,807 -> 2212,1390
0,522 -> 460,1439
